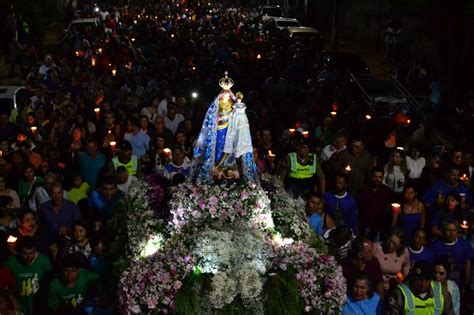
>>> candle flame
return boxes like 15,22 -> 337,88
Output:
345,165 -> 351,172
257,54 -> 261,59
7,235 -> 17,243
330,111 -> 337,116
365,114 -> 372,120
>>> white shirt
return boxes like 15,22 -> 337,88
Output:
383,165 -> 406,193
157,96 -> 176,117
164,114 -> 184,134
406,156 -> 426,179
320,144 -> 346,162
117,175 -> 138,194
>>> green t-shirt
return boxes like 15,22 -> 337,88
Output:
6,253 -> 53,315
48,268 -> 99,311
67,181 -> 90,204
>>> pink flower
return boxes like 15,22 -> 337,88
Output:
198,200 -> 206,209
192,211 -> 202,219
220,191 -> 228,198
241,191 -> 249,200
147,298 -> 158,309
174,280 -> 182,290
240,209 -> 247,216
209,196 -> 218,206
209,207 -> 217,216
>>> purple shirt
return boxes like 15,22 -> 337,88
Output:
39,199 -> 81,236
431,238 -> 473,285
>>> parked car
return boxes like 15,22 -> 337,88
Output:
270,17 -> 301,30
260,5 -> 284,21
285,26 -> 323,46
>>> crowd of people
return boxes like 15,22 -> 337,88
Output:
0,0 -> 474,314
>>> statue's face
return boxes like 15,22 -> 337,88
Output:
218,91 -> 233,112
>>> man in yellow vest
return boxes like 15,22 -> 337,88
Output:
279,136 -> 325,197
108,141 -> 141,178
386,260 -> 455,315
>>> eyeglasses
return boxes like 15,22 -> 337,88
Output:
388,238 -> 401,247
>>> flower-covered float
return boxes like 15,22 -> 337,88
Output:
111,74 -> 346,314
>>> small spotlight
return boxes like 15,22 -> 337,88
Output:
192,92 -> 198,98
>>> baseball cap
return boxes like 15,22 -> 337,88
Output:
412,261 -> 434,280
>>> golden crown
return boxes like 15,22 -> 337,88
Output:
219,71 -> 234,90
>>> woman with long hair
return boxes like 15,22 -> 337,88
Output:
373,228 -> 411,293
383,149 -> 408,194
391,183 -> 426,245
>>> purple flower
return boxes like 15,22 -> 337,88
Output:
173,280 -> 182,290
220,191 -> 228,198
241,191 -> 249,200
209,196 -> 218,206
199,200 -> 206,209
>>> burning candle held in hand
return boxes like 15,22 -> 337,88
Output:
345,165 -> 352,173
163,148 -> 172,158
94,108 -> 100,118
391,203 -> 401,215
110,141 -> 116,151
30,126 -> 37,136
461,220 -> 469,230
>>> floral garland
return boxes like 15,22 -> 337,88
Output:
117,179 -> 346,314
123,181 -> 165,260
168,181 -> 274,234
118,235 -> 195,314
260,174 -> 313,241
270,241 -> 347,314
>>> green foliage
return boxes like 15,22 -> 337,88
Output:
106,201 -> 129,275
175,273 -> 202,315
264,269 -> 304,315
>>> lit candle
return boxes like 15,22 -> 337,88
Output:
7,235 -> 17,243
75,51 -> 79,57
461,220 -> 469,230
163,148 -> 172,158
268,150 -> 276,157
396,147 -> 404,151
94,108 -> 100,118
131,37 -> 136,42
345,165 -> 352,172
391,203 -> 401,215
0,150 -> 3,158
91,57 -> 96,66
365,114 -> 372,120
406,119 -> 411,124
171,34 -> 175,38
30,126 -> 37,135
288,128 -> 296,135
302,131 -> 309,138
330,111 -> 337,117
257,53 -> 261,59
460,174 -> 468,181
111,68 -> 117,76
97,48 -> 103,54
108,130 -> 112,134
110,141 -> 116,151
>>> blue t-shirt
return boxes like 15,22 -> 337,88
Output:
408,246 -> 436,266
323,192 -> 358,234
342,293 -> 383,315
308,213 -> 323,235
79,152 -> 107,190
88,189 -> 124,220
432,238 -> 473,285
423,180 -> 473,208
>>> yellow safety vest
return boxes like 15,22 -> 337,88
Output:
288,152 -> 317,179
112,156 -> 138,176
399,281 -> 444,315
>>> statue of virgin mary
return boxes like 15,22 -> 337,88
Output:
192,72 -> 258,184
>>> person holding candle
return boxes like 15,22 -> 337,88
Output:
340,137 -> 375,195
323,173 -> 358,234
373,228 -> 411,292
423,166 -> 472,211
431,191 -> 465,238
164,146 -> 191,182
392,183 -> 426,245
431,218 -> 473,291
